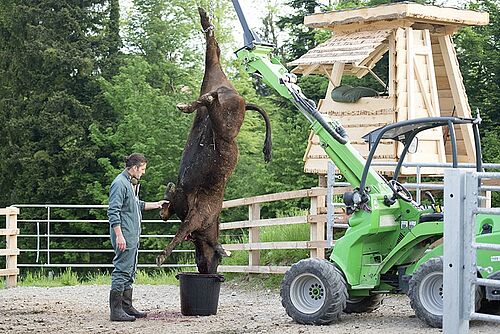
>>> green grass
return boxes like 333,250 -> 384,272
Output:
5,268 -> 190,288
18,268 -> 79,287
221,223 -> 310,267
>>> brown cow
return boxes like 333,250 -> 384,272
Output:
155,7 -> 271,274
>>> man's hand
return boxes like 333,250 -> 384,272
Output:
116,234 -> 126,252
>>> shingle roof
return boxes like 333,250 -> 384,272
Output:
288,29 -> 391,69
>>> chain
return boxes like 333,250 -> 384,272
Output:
208,0 -> 215,23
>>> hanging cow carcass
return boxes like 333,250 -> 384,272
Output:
156,7 -> 272,274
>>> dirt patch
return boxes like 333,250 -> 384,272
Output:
0,284 -> 497,333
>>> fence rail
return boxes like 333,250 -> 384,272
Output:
3,161 -> 500,287
5,187 -> 338,278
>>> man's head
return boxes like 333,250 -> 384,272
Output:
125,153 -> 147,181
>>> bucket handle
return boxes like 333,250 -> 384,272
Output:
175,273 -> 225,282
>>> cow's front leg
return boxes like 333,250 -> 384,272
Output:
176,91 -> 217,114
156,222 -> 194,266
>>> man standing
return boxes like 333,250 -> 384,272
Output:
108,153 -> 167,322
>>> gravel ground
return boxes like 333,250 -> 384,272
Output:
0,283 -> 498,334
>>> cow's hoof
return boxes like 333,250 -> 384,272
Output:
156,255 -> 165,267
176,103 -> 191,113
164,182 -> 176,201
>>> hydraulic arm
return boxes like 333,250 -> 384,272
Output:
232,0 -> 390,198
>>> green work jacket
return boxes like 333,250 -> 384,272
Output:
108,170 -> 145,248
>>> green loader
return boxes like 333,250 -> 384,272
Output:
231,0 -> 500,328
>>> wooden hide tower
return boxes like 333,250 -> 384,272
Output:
289,3 -> 489,175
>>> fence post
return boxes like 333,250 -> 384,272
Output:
3,206 -> 20,288
443,169 -> 472,334
310,188 -> 326,259
248,203 -> 260,267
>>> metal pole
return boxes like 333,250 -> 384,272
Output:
443,169 -> 468,334
36,221 -> 40,263
464,172 -> 479,329
327,161 -> 335,247
416,165 -> 422,204
47,206 -> 51,265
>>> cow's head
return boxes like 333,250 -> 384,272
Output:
194,241 -> 221,274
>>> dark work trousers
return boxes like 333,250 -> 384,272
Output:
111,243 -> 139,292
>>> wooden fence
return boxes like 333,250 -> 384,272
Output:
0,206 -> 19,287
218,187 -> 334,274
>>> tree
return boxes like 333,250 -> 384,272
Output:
0,0 -> 119,206
276,0 -> 327,61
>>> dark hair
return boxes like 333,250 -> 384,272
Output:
125,153 -> 147,168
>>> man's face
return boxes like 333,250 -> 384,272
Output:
130,163 -> 147,180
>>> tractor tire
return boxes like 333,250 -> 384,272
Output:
479,299 -> 500,314
280,258 -> 348,325
344,294 -> 384,314
408,257 -> 482,328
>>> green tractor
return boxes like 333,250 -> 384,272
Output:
231,0 -> 500,328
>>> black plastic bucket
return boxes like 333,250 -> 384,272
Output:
176,272 -> 225,316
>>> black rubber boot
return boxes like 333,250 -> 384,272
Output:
123,288 -> 147,318
109,289 -> 136,322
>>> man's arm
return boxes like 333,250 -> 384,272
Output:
108,180 -> 127,251
108,180 -> 125,228
113,225 -> 127,251
144,200 -> 168,210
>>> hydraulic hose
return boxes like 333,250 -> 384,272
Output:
287,84 -> 349,145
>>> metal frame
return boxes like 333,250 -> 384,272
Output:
443,170 -> 500,334
8,161 -> 500,271
11,204 -> 190,269
359,116 -> 482,194
326,161 -> 500,245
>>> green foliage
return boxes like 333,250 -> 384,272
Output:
456,0 -> 500,129
276,0 -> 330,61
0,1 -> 119,207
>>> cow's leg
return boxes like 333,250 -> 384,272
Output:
156,211 -> 204,266
176,91 -> 217,114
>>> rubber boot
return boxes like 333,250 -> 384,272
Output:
123,288 -> 147,318
109,290 -> 136,322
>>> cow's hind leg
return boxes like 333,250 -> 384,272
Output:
177,91 -> 217,114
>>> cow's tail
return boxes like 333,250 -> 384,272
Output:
245,103 -> 272,163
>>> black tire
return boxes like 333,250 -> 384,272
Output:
344,294 -> 384,314
408,257 -> 482,328
479,299 -> 500,314
280,258 -> 348,325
